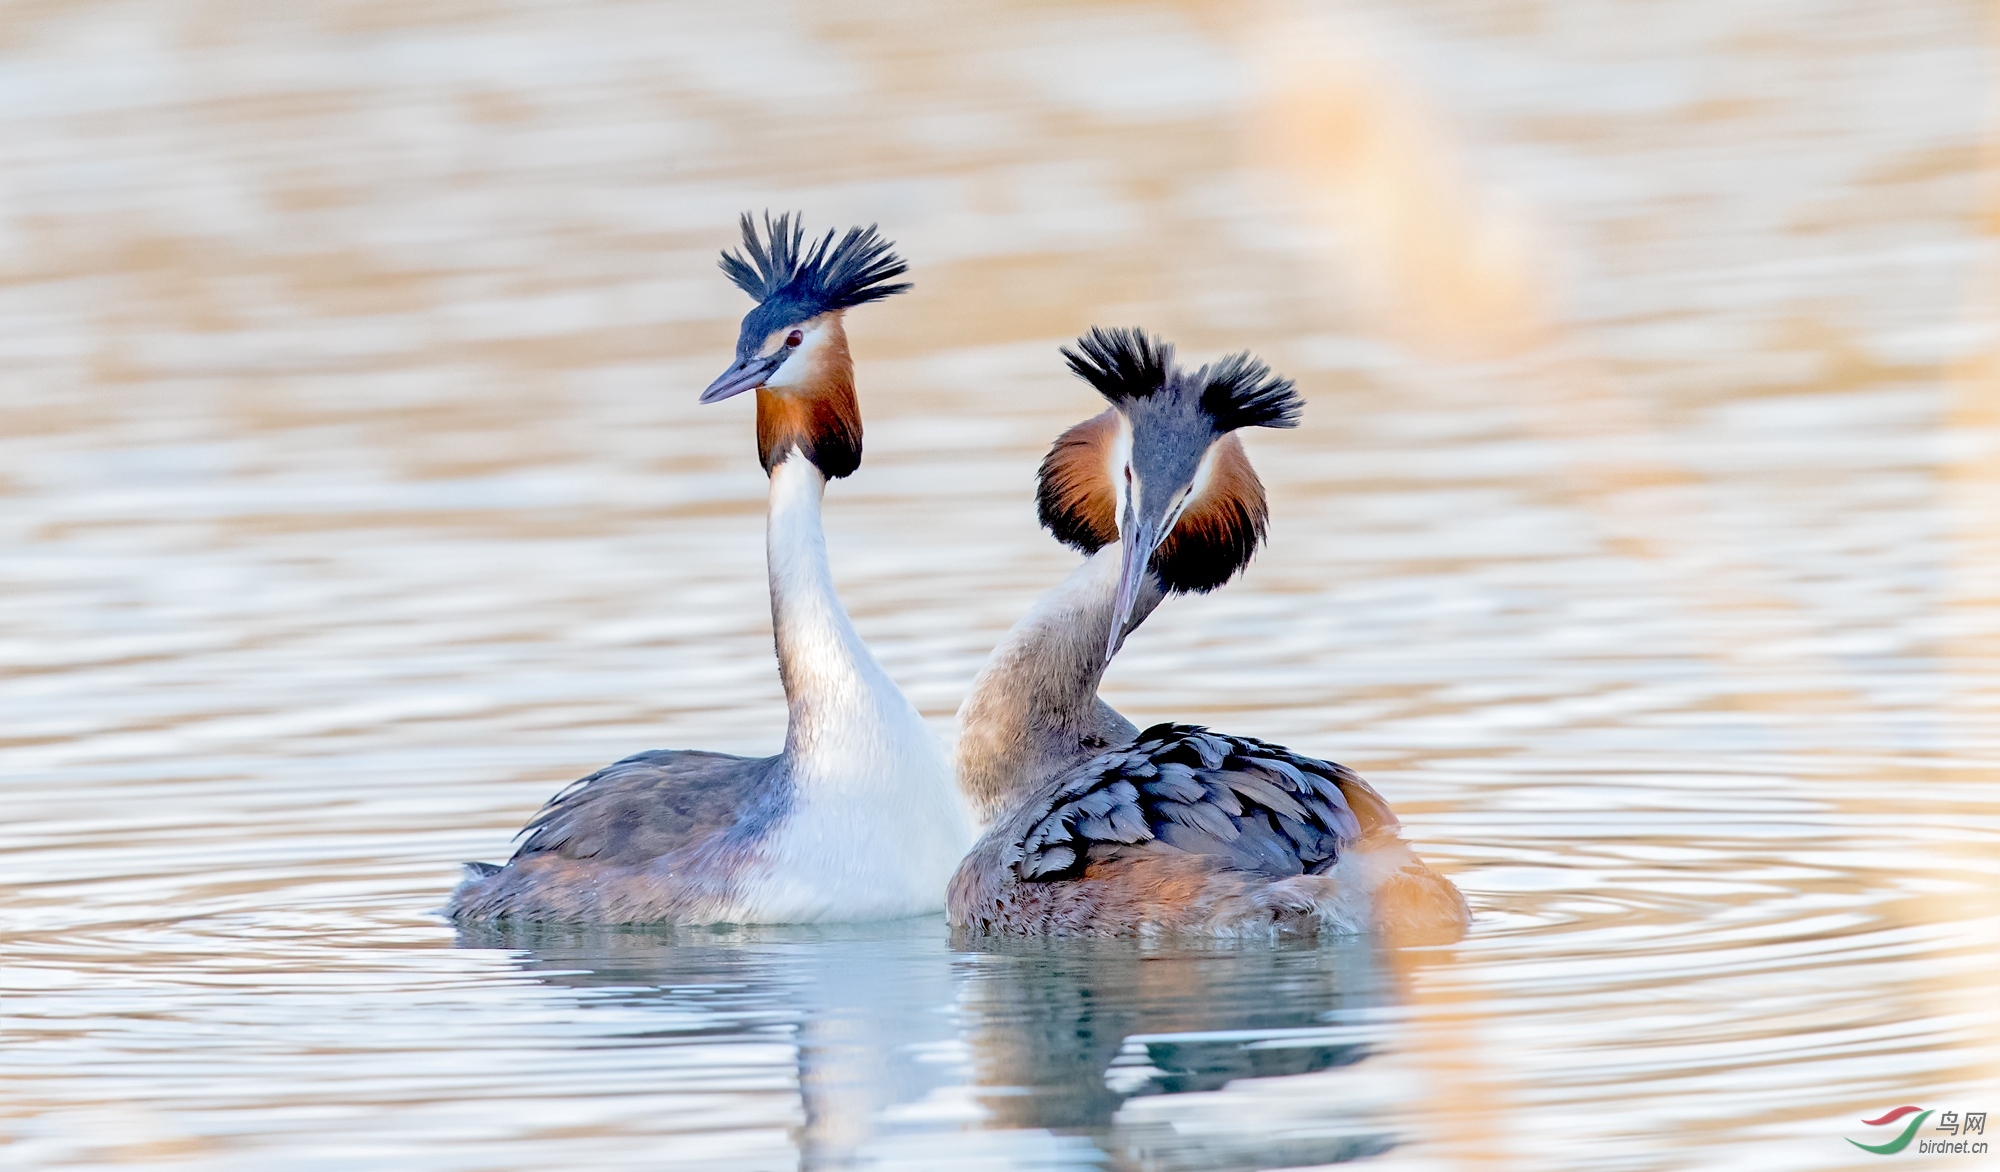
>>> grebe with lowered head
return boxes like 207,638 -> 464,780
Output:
949,328 -> 1466,939
449,215 -> 970,924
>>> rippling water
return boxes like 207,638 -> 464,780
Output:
4,0 -> 1999,1168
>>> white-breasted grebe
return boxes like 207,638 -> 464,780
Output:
449,215 -> 970,924
948,328 -> 1465,938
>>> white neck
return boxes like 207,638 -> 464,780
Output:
766,455 -> 917,772
739,453 -> 971,922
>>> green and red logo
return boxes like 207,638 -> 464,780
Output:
1849,1106 -> 1932,1155
1847,1105 -> 1988,1155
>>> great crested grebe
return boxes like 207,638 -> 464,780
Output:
949,328 -> 1466,938
449,214 -> 970,924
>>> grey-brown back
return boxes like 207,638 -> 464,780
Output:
947,724 -> 1420,936
1001,724 -> 1395,883
445,750 -> 790,922
510,749 -> 790,865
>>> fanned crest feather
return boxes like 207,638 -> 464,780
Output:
1197,352 -> 1302,432
1062,326 -> 1174,403
1061,327 -> 1302,434
719,212 -> 911,312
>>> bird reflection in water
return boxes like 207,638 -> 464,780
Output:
956,933 -> 1398,1169
454,922 -> 1404,1169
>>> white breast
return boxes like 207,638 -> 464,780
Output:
743,706 -> 970,922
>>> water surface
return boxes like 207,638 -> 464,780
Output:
4,0 -> 1999,1168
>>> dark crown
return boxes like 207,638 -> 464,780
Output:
718,212 -> 911,313
1062,326 -> 1174,404
1195,351 -> 1303,431
1060,326 -> 1303,431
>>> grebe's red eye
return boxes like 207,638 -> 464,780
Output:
785,330 -> 804,348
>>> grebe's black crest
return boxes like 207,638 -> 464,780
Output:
1062,326 -> 1174,403
1060,326 -> 1303,433
721,212 -> 911,331
1196,351 -> 1302,432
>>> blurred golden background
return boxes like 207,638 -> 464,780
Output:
2,1 -> 1996,1169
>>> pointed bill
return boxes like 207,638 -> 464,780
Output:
701,355 -> 781,403
1106,504 -> 1159,666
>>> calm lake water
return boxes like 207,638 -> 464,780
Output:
4,1 -> 1999,1168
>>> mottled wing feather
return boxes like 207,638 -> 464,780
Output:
510,749 -> 783,866
1016,723 -> 1386,883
